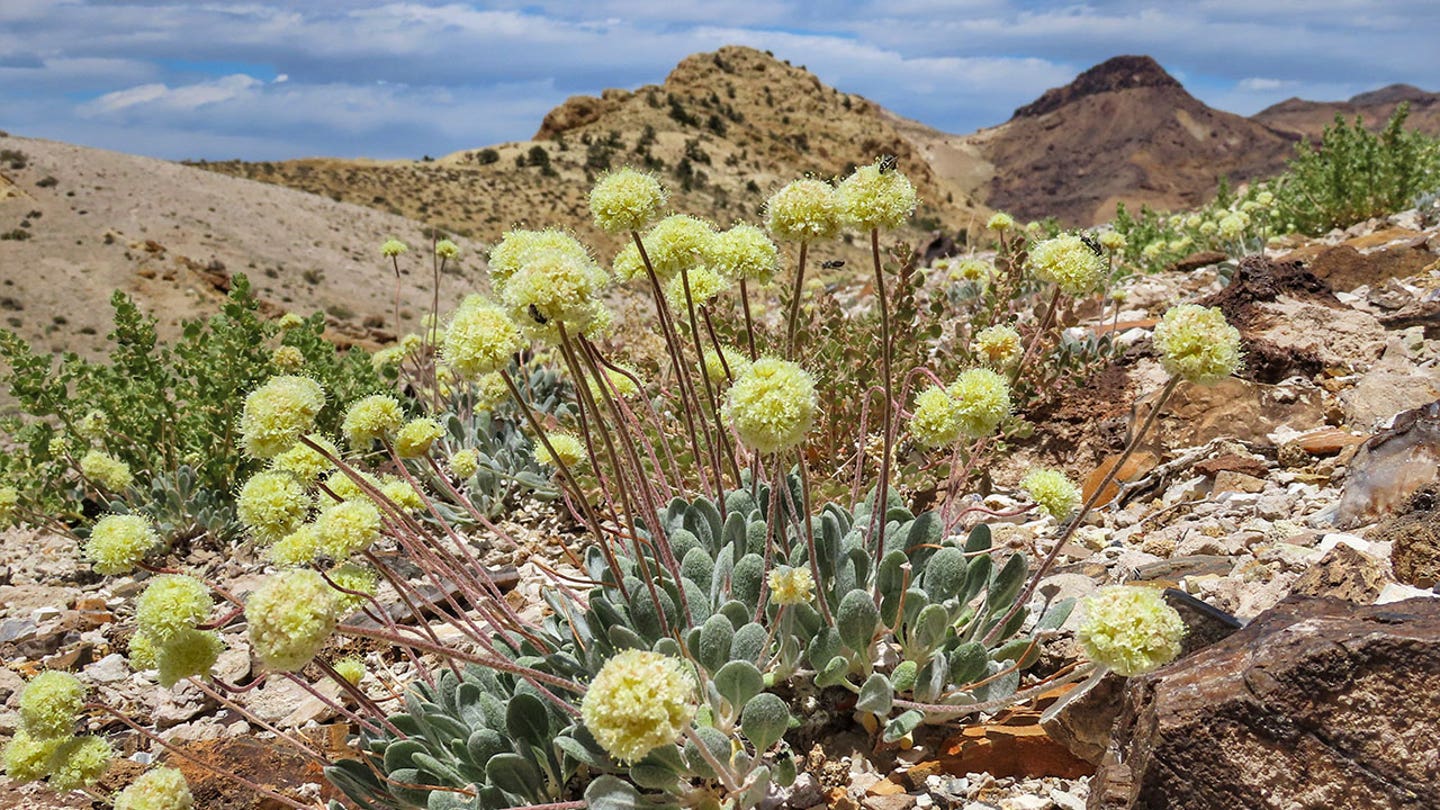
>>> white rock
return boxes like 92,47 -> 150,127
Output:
85,653 -> 131,684
1375,583 -> 1439,605
1049,790 -> 1087,810
1310,533 -> 1372,560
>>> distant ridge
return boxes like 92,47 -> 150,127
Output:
958,55 -> 1293,225
1253,83 -> 1440,141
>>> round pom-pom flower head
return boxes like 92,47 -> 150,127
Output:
767,566 -> 815,606
708,224 -> 779,284
972,324 -> 1022,368
435,239 -> 461,261
442,295 -> 523,381
80,450 -> 133,491
85,514 -> 160,575
724,357 -> 817,454
236,470 -> 312,544
448,448 -> 480,480
246,569 -> 342,672
2,728 -> 63,783
1152,304 -> 1242,385
986,212 -> 1015,231
765,178 -> 842,242
581,649 -> 697,763
342,394 -> 404,450
19,670 -> 85,740
136,575 -> 212,645
590,167 -> 667,233
45,735 -> 112,790
702,345 -> 749,385
534,432 -> 586,470
500,250 -> 610,332
395,417 -> 444,458
1098,230 -> 1127,251
1020,468 -> 1080,520
380,238 -> 408,258
1028,234 -> 1106,296
909,386 -> 963,448
643,215 -> 716,281
239,375 -> 326,459
488,229 -> 592,291
315,499 -> 383,559
115,766 -> 194,810
946,368 -> 1012,439
1078,586 -> 1186,676
837,159 -> 918,231
155,628 -> 223,688
664,264 -> 730,312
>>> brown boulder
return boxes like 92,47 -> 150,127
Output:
1090,596 -> 1440,809
1306,241 -> 1435,293
533,93 -> 615,139
1289,543 -> 1392,602
1166,250 -> 1228,274
1372,483 -> 1440,588
1336,400 -> 1440,528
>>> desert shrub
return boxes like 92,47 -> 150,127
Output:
0,275 -> 384,533
1273,103 -> 1440,234
475,148 -> 500,165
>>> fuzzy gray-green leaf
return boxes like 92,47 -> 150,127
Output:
741,692 -> 791,752
714,660 -> 764,711
856,673 -> 893,714
837,589 -> 879,653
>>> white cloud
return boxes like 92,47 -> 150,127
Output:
82,74 -> 264,114
1238,78 -> 1289,92
1,1 -> 1437,160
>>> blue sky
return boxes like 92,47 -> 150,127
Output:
2,1 -> 1437,161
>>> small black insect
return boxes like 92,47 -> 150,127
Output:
1080,234 -> 1104,257
877,154 -> 898,173
821,259 -> 846,269
527,304 -> 549,325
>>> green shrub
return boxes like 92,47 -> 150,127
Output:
1274,103 -> 1440,234
0,275 -> 384,534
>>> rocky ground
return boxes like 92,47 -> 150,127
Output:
3,206 -> 1440,809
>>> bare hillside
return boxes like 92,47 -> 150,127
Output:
0,134 -> 487,357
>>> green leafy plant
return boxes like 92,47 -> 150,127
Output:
0,275 -> 383,535
1274,103 -> 1440,234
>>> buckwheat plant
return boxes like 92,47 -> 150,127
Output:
12,161 -> 1246,810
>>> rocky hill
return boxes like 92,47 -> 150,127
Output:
194,46 -> 988,270
1253,83 -> 1440,141
952,56 -> 1295,226
0,134 -> 484,358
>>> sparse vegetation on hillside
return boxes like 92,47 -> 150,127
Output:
188,46 -> 985,271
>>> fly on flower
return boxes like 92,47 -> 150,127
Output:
877,154 -> 899,174
821,259 -> 846,269
1080,234 -> 1105,257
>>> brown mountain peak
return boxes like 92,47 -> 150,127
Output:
1013,55 -> 1182,119
1349,84 -> 1430,107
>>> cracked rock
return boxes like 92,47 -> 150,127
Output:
1089,595 -> 1440,809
